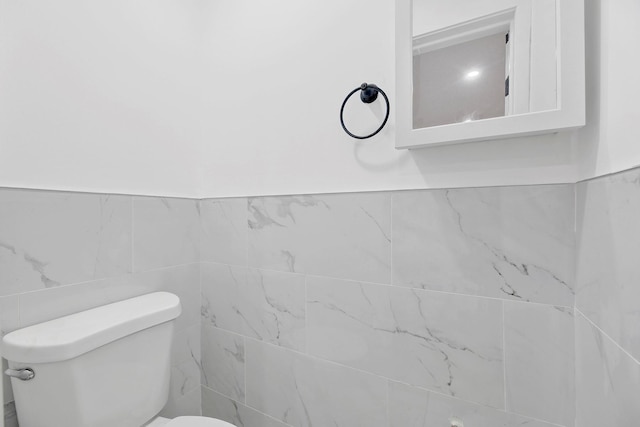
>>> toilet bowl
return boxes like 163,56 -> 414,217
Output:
2,292 -> 234,427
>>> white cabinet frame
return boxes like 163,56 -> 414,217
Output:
395,0 -> 585,149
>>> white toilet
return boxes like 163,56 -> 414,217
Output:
2,292 -> 234,427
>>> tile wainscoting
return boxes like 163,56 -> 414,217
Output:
0,190 -> 202,426
2,167 -> 639,426
200,186 -> 575,427
575,168 -> 640,427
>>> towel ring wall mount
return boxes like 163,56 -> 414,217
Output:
340,83 -> 390,140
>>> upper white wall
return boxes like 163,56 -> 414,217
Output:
0,0 -> 214,198
199,0 -> 579,198
575,0 -> 640,181
0,0 -> 637,198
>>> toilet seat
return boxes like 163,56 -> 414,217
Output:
165,416 -> 236,427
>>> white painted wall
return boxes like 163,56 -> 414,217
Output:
0,0 -> 638,199
0,0 -> 215,198
575,0 -> 640,181
199,0 -> 578,198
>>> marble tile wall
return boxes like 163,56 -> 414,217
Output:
0,189 -> 202,426
200,186 -> 576,427
575,167 -> 640,426
3,167 -> 637,427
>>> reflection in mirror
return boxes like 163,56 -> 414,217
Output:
412,0 -> 557,130
413,31 -> 507,128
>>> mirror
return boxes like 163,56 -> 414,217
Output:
395,0 -> 585,149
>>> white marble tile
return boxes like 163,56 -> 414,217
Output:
307,276 -> 504,408
17,278 -> 123,328
160,387 -> 202,418
240,269 -> 305,351
0,296 -> 18,415
18,263 -> 200,332
201,263 -> 244,334
3,401 -> 18,427
202,386 -> 290,427
245,335 -> 387,427
393,185 -> 574,305
575,312 -> 640,427
0,295 -> 19,335
248,193 -> 391,284
201,264 -> 306,350
169,324 -> 201,405
0,189 -> 132,296
201,324 -> 245,402
576,168 -> 640,360
201,198 -> 248,266
504,302 -> 575,425
133,196 -> 200,272
388,381 -> 559,427
172,322 -> 202,366
133,264 -> 202,331
2,357 -> 14,405
0,294 -> 19,405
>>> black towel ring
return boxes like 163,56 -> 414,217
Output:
340,83 -> 390,140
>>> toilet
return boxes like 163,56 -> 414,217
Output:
2,292 -> 234,427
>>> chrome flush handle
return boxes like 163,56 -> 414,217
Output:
5,368 -> 35,381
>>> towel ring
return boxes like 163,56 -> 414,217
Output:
340,83 -> 390,140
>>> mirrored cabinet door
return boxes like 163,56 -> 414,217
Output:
396,0 -> 585,149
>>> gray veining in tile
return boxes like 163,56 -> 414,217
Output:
160,387 -> 202,419
307,276 -> 504,408
245,339 -> 387,427
201,198 -> 248,266
576,168 -> 640,360
575,312 -> 640,427
169,323 -> 202,406
504,302 -> 575,426
0,189 -> 131,296
201,263 -> 244,334
393,185 -> 574,305
202,386 -> 290,427
201,264 -> 306,351
240,268 -> 305,351
388,381 -> 559,427
248,193 -> 391,284
201,324 -> 245,402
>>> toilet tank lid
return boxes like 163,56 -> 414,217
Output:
2,292 -> 181,364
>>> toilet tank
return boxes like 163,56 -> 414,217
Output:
2,292 -> 181,427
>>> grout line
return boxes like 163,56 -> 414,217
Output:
575,308 -> 640,366
205,323 -> 527,418
1,163 -> 637,203
502,300 -> 508,412
245,198 -> 250,269
131,196 -> 136,273
304,274 -> 308,354
575,163 -> 640,185
206,323 -> 566,427
385,378 -> 390,427
198,259 -> 203,395
202,385 -> 295,427
242,335 -> 247,405
390,192 -> 394,287
9,262 -> 203,298
199,261 -> 573,310
0,179 -> 586,207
